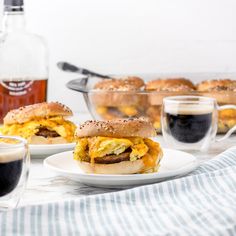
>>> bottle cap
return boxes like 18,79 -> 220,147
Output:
4,0 -> 24,12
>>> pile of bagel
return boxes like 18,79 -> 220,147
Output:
92,77 -> 236,133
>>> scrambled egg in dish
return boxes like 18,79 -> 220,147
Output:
1,116 -> 76,143
74,136 -> 162,172
118,106 -> 138,116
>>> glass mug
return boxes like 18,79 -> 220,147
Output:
161,96 -> 236,152
0,136 -> 29,210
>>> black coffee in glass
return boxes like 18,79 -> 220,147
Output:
0,158 -> 23,197
166,111 -> 212,143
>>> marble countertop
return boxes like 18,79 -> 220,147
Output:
19,113 -> 236,207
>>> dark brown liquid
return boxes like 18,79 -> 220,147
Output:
0,79 -> 47,123
0,159 -> 23,197
166,112 -> 212,143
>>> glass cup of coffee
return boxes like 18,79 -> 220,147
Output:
0,136 -> 29,211
161,96 -> 236,152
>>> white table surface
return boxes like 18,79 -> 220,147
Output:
19,112 -> 236,207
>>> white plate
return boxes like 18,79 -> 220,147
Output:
30,143 -> 76,158
44,149 -> 198,188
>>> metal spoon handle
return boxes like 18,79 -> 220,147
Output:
57,62 -> 111,79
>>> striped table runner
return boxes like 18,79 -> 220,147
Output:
1,147 -> 236,236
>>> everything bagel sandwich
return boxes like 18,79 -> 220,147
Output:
73,119 -> 163,174
145,78 -> 196,132
1,102 -> 76,144
92,76 -> 146,119
197,79 -> 236,133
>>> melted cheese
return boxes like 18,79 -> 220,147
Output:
1,116 -> 76,143
141,138 -> 162,172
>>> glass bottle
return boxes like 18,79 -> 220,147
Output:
0,0 -> 48,123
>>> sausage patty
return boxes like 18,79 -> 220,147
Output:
36,127 -> 60,138
80,152 -> 131,164
95,152 -> 130,164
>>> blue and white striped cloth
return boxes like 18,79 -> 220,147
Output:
1,147 -> 236,236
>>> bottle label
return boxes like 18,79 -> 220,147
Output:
0,79 -> 47,123
0,80 -> 34,96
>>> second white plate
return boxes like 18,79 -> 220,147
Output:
30,143 -> 76,158
44,148 -> 198,188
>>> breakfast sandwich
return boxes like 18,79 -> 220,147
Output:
145,78 -> 196,132
73,118 -> 163,174
197,79 -> 236,133
92,76 -> 146,120
1,102 -> 76,144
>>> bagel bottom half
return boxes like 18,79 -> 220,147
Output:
76,153 -> 162,175
30,136 -> 68,144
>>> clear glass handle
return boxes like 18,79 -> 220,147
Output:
216,105 -> 236,142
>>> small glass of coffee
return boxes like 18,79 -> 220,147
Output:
161,96 -> 236,152
0,136 -> 29,211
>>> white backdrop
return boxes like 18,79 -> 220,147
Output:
1,0 -> 236,112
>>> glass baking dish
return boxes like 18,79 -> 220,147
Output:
67,73 -> 236,134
